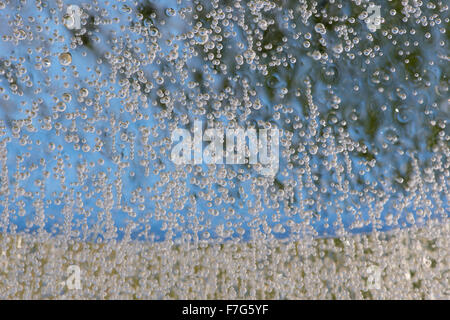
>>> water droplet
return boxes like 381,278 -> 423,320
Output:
79,88 -> 89,97
42,58 -> 52,68
149,27 -> 159,37
312,50 -> 322,60
121,4 -> 132,13
332,43 -> 343,54
56,102 -> 66,112
314,23 -> 326,35
14,29 -> 27,40
62,93 -> 72,103
395,106 -> 412,124
165,8 -> 176,17
258,19 -> 268,30
58,52 -> 72,66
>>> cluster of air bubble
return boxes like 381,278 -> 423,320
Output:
0,0 -> 448,299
